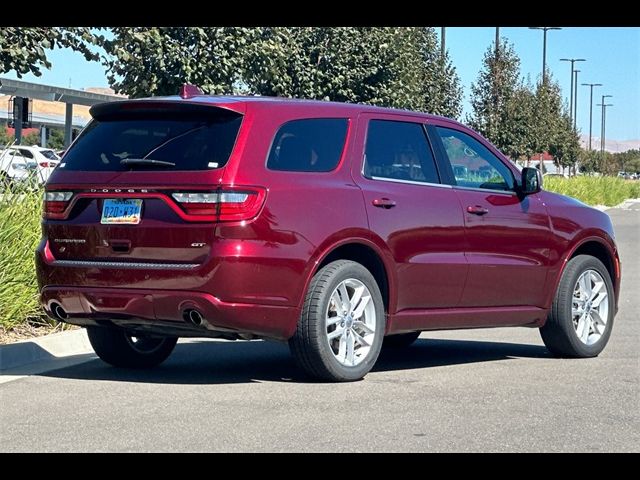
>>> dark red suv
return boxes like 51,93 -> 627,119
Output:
36,89 -> 621,381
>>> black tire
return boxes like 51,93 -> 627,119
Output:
383,331 -> 421,349
289,260 -> 385,382
87,326 -> 178,368
0,171 -> 11,189
540,255 -> 615,358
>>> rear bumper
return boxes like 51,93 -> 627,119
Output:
41,286 -> 300,341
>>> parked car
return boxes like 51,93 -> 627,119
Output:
36,89 -> 621,382
1,145 -> 60,184
1,145 -> 39,185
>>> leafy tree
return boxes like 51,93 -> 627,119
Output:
502,82 -> 537,162
21,131 -> 40,146
47,129 -> 65,150
245,27 -> 425,109
530,75 -> 565,169
99,27 -> 462,115
612,149 -> 640,173
411,27 -> 462,118
579,148 -> 600,174
0,28 -> 98,77
0,123 -> 11,146
98,27 -> 257,98
548,110 -> 580,175
468,39 -> 522,151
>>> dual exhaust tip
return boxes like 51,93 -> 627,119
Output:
52,302 -> 205,328
183,308 -> 204,327
51,303 -> 69,321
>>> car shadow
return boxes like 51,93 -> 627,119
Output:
39,338 -> 551,385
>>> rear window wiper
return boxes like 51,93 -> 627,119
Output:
120,158 -> 176,168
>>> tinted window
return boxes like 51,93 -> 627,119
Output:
436,127 -> 514,191
267,119 -> 348,172
364,120 -> 439,184
60,112 -> 242,171
19,149 -> 34,159
40,150 -> 59,160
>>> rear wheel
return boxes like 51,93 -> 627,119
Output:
540,255 -> 615,358
87,326 -> 178,368
383,331 -> 421,349
0,171 -> 11,188
289,260 -> 385,382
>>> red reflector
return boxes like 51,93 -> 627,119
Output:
180,203 -> 218,216
39,162 -> 50,168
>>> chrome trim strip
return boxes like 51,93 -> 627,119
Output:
53,260 -> 199,270
369,176 -> 452,189
453,185 -> 518,196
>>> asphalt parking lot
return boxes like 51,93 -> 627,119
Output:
1,205 -> 638,452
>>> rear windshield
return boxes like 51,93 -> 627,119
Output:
61,111 -> 242,171
40,150 -> 59,160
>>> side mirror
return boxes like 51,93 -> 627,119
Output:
521,167 -> 542,195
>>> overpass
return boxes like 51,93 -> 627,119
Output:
0,77 -> 121,147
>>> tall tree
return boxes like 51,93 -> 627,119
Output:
412,27 -> 463,118
0,28 -> 98,77
548,109 -> 581,175
531,75 -> 565,161
468,39 -> 522,152
98,27 -> 257,98
502,82 -> 537,162
244,27 -> 425,109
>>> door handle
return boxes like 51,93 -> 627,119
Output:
372,198 -> 396,209
466,205 -> 489,215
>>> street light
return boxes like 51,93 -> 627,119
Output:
598,95 -> 613,169
530,27 -> 562,83
573,69 -> 581,130
560,58 -> 586,122
581,83 -> 602,150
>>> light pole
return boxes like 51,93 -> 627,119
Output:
581,83 -> 602,150
441,27 -> 446,57
530,27 -> 562,83
573,69 -> 581,130
598,95 -> 613,170
560,58 -> 585,122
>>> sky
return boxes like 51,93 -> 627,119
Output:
2,27 -> 639,144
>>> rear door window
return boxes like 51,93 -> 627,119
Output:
364,120 -> 439,184
60,110 -> 242,171
267,118 -> 348,172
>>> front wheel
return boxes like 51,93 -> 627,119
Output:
540,255 -> 615,358
87,326 -> 178,368
289,260 -> 385,382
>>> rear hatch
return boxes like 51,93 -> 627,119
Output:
43,101 -> 243,265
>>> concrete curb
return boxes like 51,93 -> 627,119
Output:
593,198 -> 640,212
0,329 -> 95,382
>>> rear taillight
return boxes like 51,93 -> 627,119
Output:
171,187 -> 266,222
43,191 -> 73,219
39,162 -> 51,168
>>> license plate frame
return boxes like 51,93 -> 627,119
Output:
100,199 -> 143,225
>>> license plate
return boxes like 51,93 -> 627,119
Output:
101,199 -> 143,225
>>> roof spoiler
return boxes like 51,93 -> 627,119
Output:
180,84 -> 204,99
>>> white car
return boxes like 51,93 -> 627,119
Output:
0,146 -> 61,184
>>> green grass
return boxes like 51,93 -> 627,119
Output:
543,176 -> 640,207
0,183 -> 47,329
